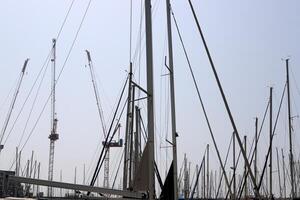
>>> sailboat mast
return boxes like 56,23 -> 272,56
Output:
123,62 -> 133,190
254,117 -> 258,188
269,87 -> 273,197
286,58 -> 295,198
165,1 -> 178,199
145,0 -> 155,199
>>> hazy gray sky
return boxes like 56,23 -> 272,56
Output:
0,0 -> 300,196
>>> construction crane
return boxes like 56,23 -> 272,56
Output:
48,39 -> 59,197
85,50 -> 122,188
0,59 -> 29,152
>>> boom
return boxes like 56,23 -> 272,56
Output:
0,59 -> 29,151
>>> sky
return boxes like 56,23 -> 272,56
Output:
0,0 -> 300,197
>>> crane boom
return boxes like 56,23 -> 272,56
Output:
85,50 -> 107,137
85,50 -> 110,188
0,59 -> 29,151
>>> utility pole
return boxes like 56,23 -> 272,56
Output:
48,38 -> 59,197
286,58 -> 295,199
276,148 -> 282,198
165,1 -> 178,199
145,0 -> 155,199
269,87 -> 273,198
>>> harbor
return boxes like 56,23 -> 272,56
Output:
0,0 -> 300,199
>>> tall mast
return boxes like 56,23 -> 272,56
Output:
286,58 -> 295,198
165,1 -> 178,199
145,0 -> 155,199
184,153 -> 188,200
232,131 -> 236,200
123,62 -> 133,190
207,144 -> 210,198
48,38 -> 59,197
254,117 -> 258,190
244,136 -> 247,198
269,87 -> 273,198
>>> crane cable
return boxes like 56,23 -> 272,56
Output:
171,8 -> 233,196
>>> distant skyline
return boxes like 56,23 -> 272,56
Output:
0,0 -> 299,197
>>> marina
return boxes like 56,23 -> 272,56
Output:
0,1 -> 300,199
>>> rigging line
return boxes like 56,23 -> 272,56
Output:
140,111 -> 148,142
224,145 -> 242,199
56,0 -> 92,82
86,75 -> 128,183
111,150 -> 124,189
291,90 -> 300,121
129,0 -> 133,62
239,84 -> 287,199
106,74 -> 128,131
131,0 -> 159,64
56,0 -> 75,41
187,0 -> 258,193
290,65 -> 300,98
91,98 -> 128,187
86,51 -> 107,138
215,133 -> 233,198
137,0 -> 143,104
109,147 -> 123,182
18,0 -> 92,155
4,57 -> 50,147
189,166 -> 197,198
0,76 -> 18,113
256,84 -> 287,192
89,76 -> 128,187
230,101 -> 270,197
190,147 -> 207,199
171,8 -> 233,196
